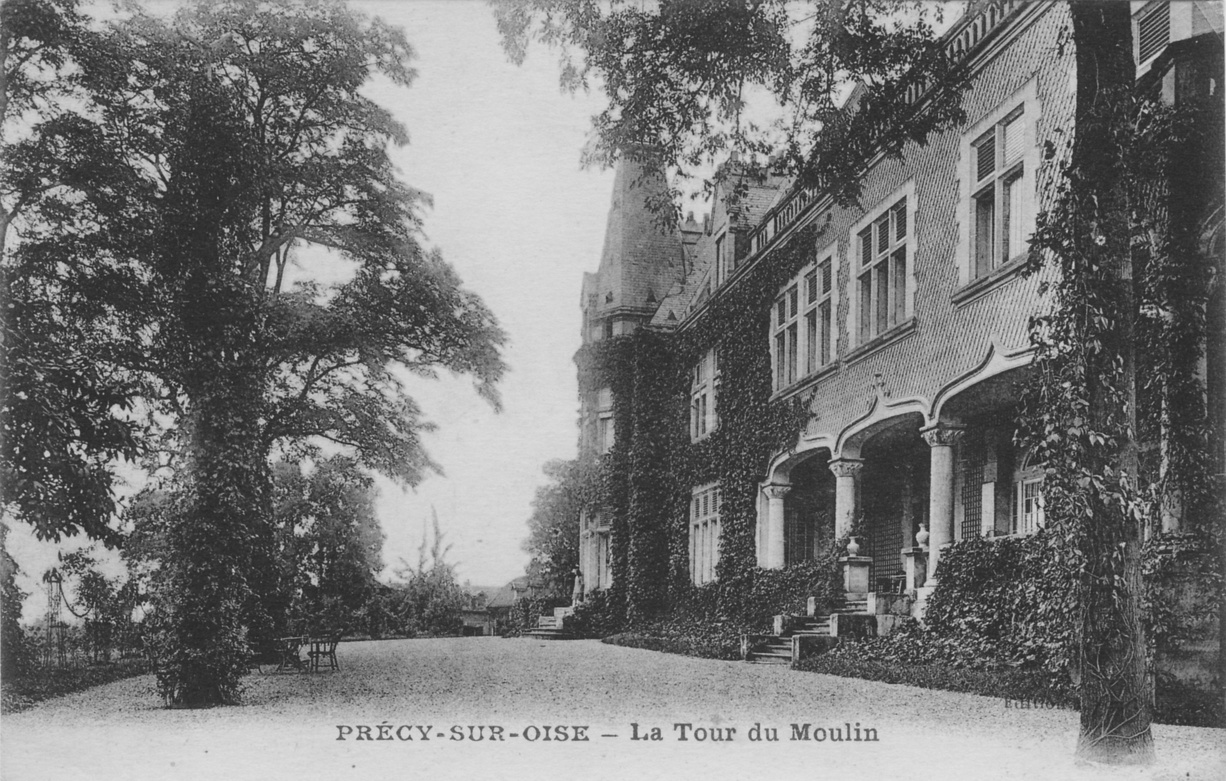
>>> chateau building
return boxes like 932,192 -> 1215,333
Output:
574,1 -> 1224,642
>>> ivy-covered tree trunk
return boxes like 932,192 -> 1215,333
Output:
153,79 -> 271,706
1064,4 -> 1153,763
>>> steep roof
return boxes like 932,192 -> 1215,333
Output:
591,157 -> 684,316
649,165 -> 788,328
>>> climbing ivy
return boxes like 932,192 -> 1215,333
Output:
1015,14 -> 1223,760
575,223 -> 823,626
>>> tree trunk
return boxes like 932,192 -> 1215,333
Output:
153,78 -> 274,706
1068,3 -> 1154,763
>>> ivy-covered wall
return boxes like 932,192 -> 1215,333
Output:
574,224 -> 826,627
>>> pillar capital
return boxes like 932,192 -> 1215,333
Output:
921,423 -> 966,449
763,483 -> 792,501
828,458 -> 864,479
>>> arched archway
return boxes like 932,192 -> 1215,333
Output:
783,452 -> 835,565
856,416 -> 929,591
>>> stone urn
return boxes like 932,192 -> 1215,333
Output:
916,524 -> 930,549
846,536 -> 862,556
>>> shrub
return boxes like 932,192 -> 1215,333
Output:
568,588 -> 624,638
717,558 -> 841,630
795,649 -> 1078,708
922,531 -> 1076,676
603,614 -> 741,660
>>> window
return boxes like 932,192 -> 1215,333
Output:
857,197 -> 909,344
971,109 -> 1027,277
1012,476 -> 1044,535
773,252 -> 837,392
596,387 -> 614,455
715,233 -> 727,283
1136,2 -> 1170,65
804,258 -> 834,374
773,284 -> 800,389
690,484 -> 722,585
690,348 -> 719,441
957,82 -> 1038,290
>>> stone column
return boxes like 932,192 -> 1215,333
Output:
762,484 -> 791,569
922,423 -> 966,582
828,459 -> 864,540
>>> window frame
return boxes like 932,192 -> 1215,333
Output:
596,386 -> 614,455
847,180 -> 915,350
1012,475 -> 1045,536
690,348 -> 719,442
970,107 -> 1027,277
772,245 -> 839,393
689,483 -> 722,585
772,283 -> 801,391
956,79 -> 1039,291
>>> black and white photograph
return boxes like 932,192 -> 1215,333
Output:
1,1 -> 1223,779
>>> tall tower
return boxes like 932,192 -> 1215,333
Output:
575,155 -> 683,593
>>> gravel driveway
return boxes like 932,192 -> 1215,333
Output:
3,637 -> 1222,781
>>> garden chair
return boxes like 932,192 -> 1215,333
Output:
308,633 -> 341,672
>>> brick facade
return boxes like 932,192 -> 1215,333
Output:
575,2 -> 1223,608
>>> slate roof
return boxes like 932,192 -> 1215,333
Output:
591,157 -> 684,316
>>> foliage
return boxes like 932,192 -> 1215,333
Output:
56,549 -> 141,664
602,617 -> 741,661
1012,3 -> 1222,762
1140,534 -> 1223,659
3,0 -> 507,705
386,512 -> 467,637
795,650 -> 1079,710
920,533 -> 1076,676
494,0 -> 969,218
0,657 -> 152,715
566,588 -> 623,639
272,456 -> 385,628
0,522 -> 30,678
522,459 -> 602,595
571,223 -> 816,622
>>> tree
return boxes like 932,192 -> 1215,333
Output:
0,522 -> 30,677
1017,5 -> 1221,763
499,0 -> 1222,763
272,456 -> 384,631
389,510 -> 466,637
1,0 -> 143,544
494,0 -> 968,216
3,0 -> 506,706
523,459 -> 598,595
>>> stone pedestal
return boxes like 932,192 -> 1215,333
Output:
840,555 -> 872,596
903,546 -> 928,591
830,613 -> 877,639
913,585 -> 937,622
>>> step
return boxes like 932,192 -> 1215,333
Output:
523,628 -> 576,640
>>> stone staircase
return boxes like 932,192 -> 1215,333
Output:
523,606 -> 578,640
741,594 -> 872,665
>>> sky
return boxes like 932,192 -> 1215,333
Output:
8,0 -> 621,618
